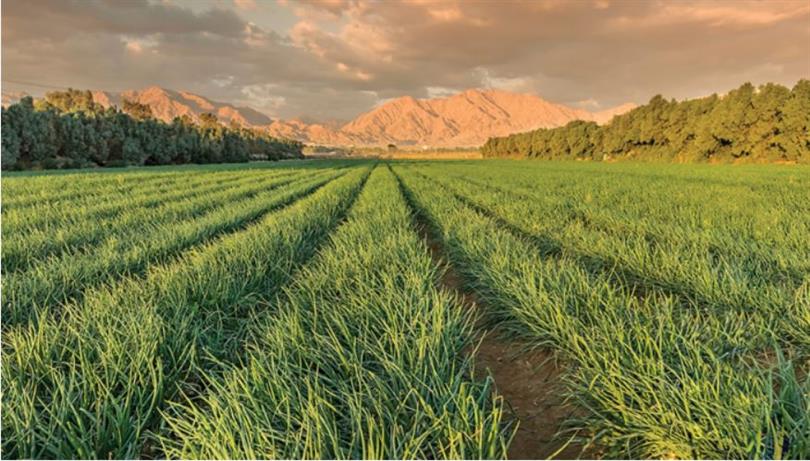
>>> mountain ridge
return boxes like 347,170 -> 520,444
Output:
2,86 -> 636,146
90,86 -> 274,127
337,88 -> 635,146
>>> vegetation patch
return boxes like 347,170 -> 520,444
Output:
2,159 -> 808,459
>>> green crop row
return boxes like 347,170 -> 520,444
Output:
2,165 -> 370,458
393,164 -> 809,459
3,168 -> 265,235
3,168 -> 348,328
160,166 -> 510,459
3,169 -> 307,273
1,160 -> 313,207
411,168 -> 801,346
2,159 -> 808,459
2,169 -> 186,208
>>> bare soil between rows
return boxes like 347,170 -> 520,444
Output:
414,220 -> 588,460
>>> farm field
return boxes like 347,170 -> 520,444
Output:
2,159 -> 809,459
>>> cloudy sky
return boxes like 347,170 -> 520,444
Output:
3,0 -> 809,121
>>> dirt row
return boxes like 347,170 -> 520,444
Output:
411,218 -> 588,460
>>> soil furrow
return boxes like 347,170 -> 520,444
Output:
391,164 -> 586,459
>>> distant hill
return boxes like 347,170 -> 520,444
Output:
3,86 -> 636,147
266,118 -> 365,146
90,86 -> 273,127
337,89 -> 630,147
591,102 -> 638,124
2,91 -> 29,107
88,86 -> 635,147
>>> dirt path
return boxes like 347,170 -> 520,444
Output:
414,221 -> 587,459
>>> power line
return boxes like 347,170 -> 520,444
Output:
1,79 -> 71,90
2,78 -> 133,94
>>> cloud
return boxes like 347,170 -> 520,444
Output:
575,98 -> 602,109
426,86 -> 460,98
121,34 -> 159,55
476,68 -> 536,93
654,1 -> 810,27
3,0 -> 808,120
3,0 -> 246,41
125,40 -> 144,54
240,83 -> 286,114
212,75 -> 235,87
233,0 -> 256,10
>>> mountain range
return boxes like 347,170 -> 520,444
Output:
337,89 -> 635,146
2,86 -> 636,147
90,87 -> 274,127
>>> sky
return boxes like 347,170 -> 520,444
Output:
2,0 -> 809,121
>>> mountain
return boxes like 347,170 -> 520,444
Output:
87,86 -> 634,146
3,86 -> 635,146
90,86 -> 273,127
591,102 -> 638,124
2,91 -> 29,107
266,118 -> 361,146
337,89 -> 633,146
86,86 -> 359,143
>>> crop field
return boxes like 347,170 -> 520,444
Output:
2,159 -> 809,459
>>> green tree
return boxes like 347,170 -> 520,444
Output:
1,107 -> 21,168
41,88 -> 103,115
0,91 -> 304,170
122,99 -> 154,121
122,136 -> 143,164
480,81 -> 808,164
199,112 -> 219,129
781,79 -> 810,162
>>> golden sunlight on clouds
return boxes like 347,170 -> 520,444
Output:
233,0 -> 257,11
4,0 -> 808,120
125,40 -> 143,54
646,1 -> 810,27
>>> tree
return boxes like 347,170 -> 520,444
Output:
781,79 -> 810,162
199,112 -> 219,129
122,136 -> 143,164
1,107 -> 21,168
122,99 -> 153,121
479,81 -> 809,164
13,97 -> 60,163
41,88 -> 103,115
748,83 -> 790,160
0,92 -> 303,170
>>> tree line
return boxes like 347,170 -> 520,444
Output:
481,80 -> 810,163
1,89 -> 303,170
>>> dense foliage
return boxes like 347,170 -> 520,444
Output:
1,163 -> 508,459
1,160 -> 808,459
395,160 -> 809,459
482,80 -> 810,163
1,89 -> 303,170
